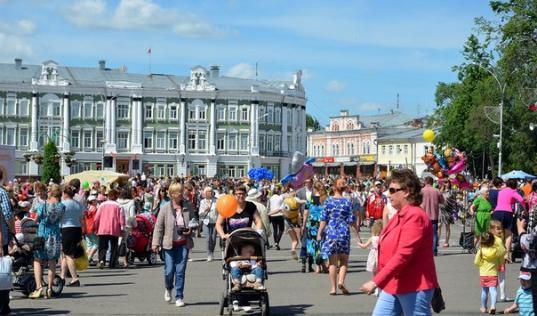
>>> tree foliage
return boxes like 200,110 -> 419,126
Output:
433,0 -> 537,177
41,140 -> 61,184
306,113 -> 322,131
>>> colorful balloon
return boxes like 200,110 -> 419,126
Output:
423,129 -> 435,142
448,159 -> 467,175
216,194 -> 238,219
82,181 -> 90,189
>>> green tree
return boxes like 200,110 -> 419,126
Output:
306,113 -> 322,131
42,140 -> 61,184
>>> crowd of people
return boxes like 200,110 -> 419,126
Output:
1,166 -> 537,315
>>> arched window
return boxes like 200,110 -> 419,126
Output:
347,121 -> 354,130
332,123 -> 339,131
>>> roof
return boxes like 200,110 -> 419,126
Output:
359,111 -> 415,128
377,127 -> 427,142
0,60 -> 305,98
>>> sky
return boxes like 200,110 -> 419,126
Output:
0,0 -> 496,126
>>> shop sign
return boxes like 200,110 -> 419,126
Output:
360,155 -> 376,162
319,157 -> 335,163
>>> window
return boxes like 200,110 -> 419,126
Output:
51,127 -> 61,145
188,131 -> 196,150
396,145 -> 401,154
167,165 -> 175,177
117,132 -> 129,149
96,131 -> 103,149
6,128 -> 15,145
229,107 -> 237,121
83,102 -> 92,118
6,99 -> 15,115
366,142 -> 370,154
238,166 -> 245,178
199,107 -> 206,120
266,134 -> 273,152
288,108 -> 293,127
267,108 -> 273,123
259,134 -> 265,152
404,145 -> 408,154
217,107 -> 225,121
117,104 -> 129,119
228,134 -> 237,150
198,130 -> 207,150
228,166 -> 236,178
259,107 -> 265,123
19,128 -> 28,146
0,98 -> 3,115
169,105 -> 178,120
241,107 -> 249,121
388,145 -> 393,155
274,135 -> 281,151
71,130 -> 80,148
157,104 -> 166,120
275,108 -> 281,124
156,131 -> 166,149
95,102 -> 104,118
169,132 -> 178,150
71,101 -> 80,118
145,104 -> 153,119
217,133 -> 225,150
240,133 -> 249,151
188,106 -> 196,120
143,131 -> 153,149
382,145 -> 386,155
19,99 -> 29,116
83,131 -> 92,149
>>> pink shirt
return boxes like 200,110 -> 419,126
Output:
494,188 -> 525,213
420,185 -> 444,221
94,200 -> 125,237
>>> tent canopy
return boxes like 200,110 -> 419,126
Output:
501,170 -> 537,181
65,170 -> 130,187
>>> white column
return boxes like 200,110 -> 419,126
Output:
110,97 -> 116,145
105,97 -> 111,144
30,91 -> 38,151
300,106 -> 306,153
62,93 -> 70,152
209,99 -> 216,155
281,103 -> 288,155
137,98 -> 143,148
250,101 -> 259,155
179,99 -> 186,154
131,97 -> 137,148
290,106 -> 296,153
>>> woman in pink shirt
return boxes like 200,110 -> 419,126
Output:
492,178 -> 525,261
93,189 -> 125,269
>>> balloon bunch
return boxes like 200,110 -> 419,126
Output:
421,147 -> 470,189
247,167 -> 274,182
281,152 -> 315,190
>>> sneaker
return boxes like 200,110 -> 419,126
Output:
291,250 -> 298,260
253,282 -> 265,290
207,254 -> 213,262
175,299 -> 185,307
188,258 -> 193,262
242,306 -> 252,312
232,284 -> 241,292
164,289 -> 172,302
98,261 -> 105,270
232,300 -> 240,311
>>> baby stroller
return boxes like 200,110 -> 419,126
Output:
12,218 -> 64,297
219,228 -> 269,316
126,213 -> 158,265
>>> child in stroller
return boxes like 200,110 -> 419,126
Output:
230,244 -> 265,291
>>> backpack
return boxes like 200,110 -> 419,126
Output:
85,207 -> 97,234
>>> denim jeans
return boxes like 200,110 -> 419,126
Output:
205,223 -> 217,255
163,245 -> 189,300
372,289 -> 434,316
431,220 -> 439,256
230,266 -> 265,282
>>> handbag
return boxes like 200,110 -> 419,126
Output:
431,287 -> 446,313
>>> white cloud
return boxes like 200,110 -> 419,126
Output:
64,0 -> 224,37
226,63 -> 256,79
338,98 -> 389,114
325,80 -> 346,92
0,20 -> 35,59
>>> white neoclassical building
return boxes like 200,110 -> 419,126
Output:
0,58 -> 307,179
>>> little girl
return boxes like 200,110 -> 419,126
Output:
475,231 -> 506,314
358,221 -> 383,296
489,220 -> 508,302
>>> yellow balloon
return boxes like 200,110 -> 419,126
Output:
423,129 -> 435,142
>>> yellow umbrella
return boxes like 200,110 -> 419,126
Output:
65,170 -> 130,187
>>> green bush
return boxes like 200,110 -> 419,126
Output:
41,140 -> 61,184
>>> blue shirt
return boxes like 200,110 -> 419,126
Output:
61,199 -> 82,228
515,287 -> 535,316
0,188 -> 12,246
489,189 -> 500,211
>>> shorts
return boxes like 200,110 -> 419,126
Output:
480,276 -> 498,287
284,216 -> 300,229
61,227 -> 83,256
85,233 -> 99,249
492,211 -> 514,232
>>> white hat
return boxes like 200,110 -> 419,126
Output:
87,195 -> 97,202
247,188 -> 262,200
18,201 -> 31,208
519,272 -> 531,281
374,180 -> 382,186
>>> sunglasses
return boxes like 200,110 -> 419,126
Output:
388,187 -> 405,194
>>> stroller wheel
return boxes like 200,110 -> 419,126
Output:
260,292 -> 270,316
147,252 -> 157,265
127,253 -> 135,265
50,275 -> 64,297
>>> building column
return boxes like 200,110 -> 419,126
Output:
281,103 -> 288,155
131,96 -> 143,154
30,91 -> 38,151
300,106 -> 307,153
250,101 -> 259,156
290,106 -> 296,154
179,98 -> 186,155
110,97 -> 116,146
105,97 -> 112,144
62,93 -> 70,152
137,98 -> 143,149
209,99 -> 216,155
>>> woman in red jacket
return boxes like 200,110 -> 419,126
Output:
361,169 -> 439,315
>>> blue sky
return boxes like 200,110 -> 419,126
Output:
0,0 -> 495,125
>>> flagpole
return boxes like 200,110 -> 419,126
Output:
148,48 -> 152,74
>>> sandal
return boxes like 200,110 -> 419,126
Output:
46,288 -> 53,299
29,287 -> 43,299
338,284 -> 350,295
442,243 -> 450,248
329,291 -> 337,296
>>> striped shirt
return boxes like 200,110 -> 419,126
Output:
515,287 -> 534,316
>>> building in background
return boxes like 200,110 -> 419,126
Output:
0,58 -> 307,179
307,109 -> 418,177
376,127 -> 432,178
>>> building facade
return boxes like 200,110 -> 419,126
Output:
0,59 -> 307,179
307,110 -> 417,177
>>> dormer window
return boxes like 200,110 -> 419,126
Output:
181,66 -> 216,91
32,60 -> 69,86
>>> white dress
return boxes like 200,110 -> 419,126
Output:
366,236 -> 379,273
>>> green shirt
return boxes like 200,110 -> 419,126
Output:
473,196 -> 492,213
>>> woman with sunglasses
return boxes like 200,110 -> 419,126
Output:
216,186 -> 263,240
317,178 -> 361,296
361,169 -> 439,315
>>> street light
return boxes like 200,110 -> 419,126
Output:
474,63 -> 507,177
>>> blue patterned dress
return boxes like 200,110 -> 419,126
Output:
320,197 -> 355,258
305,201 -> 323,259
34,202 -> 65,261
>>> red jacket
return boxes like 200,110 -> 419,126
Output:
366,193 -> 385,219
373,204 -> 439,294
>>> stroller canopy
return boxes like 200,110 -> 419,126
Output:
224,228 -> 265,260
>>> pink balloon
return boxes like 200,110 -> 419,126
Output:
302,165 -> 314,180
448,159 -> 466,175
